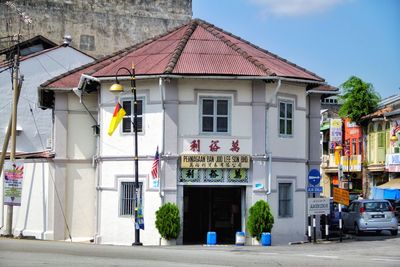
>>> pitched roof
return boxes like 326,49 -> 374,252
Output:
0,35 -> 57,58
42,19 -> 325,89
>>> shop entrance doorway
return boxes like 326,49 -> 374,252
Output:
183,186 -> 242,244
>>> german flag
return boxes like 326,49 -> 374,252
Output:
108,102 -> 126,136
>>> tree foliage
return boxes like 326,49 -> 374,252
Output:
338,76 -> 380,124
247,200 -> 274,240
155,203 -> 180,240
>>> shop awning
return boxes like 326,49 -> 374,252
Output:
378,178 -> 400,189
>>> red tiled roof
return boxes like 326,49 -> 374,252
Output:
362,106 -> 393,120
42,19 -> 324,89
311,84 -> 339,92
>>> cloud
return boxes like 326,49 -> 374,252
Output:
249,0 -> 347,16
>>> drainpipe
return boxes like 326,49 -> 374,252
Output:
94,88 -> 101,244
266,79 -> 281,197
267,152 -> 272,195
159,78 -> 165,202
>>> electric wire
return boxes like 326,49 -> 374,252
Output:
2,3 -> 74,241
28,102 -> 73,241
0,101 -> 11,113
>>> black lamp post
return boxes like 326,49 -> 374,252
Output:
110,63 -> 142,246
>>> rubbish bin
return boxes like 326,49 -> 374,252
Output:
235,232 -> 245,246
261,232 -> 271,246
207,232 -> 216,245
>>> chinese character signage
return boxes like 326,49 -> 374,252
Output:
181,155 -> 250,169
229,169 -> 246,180
205,169 -> 223,182
3,162 -> 24,206
386,153 -> 400,172
188,139 -> 241,153
181,169 -> 199,181
330,119 -> 342,142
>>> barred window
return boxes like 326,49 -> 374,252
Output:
120,182 -> 143,216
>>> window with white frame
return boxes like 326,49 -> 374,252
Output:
122,99 -> 143,133
200,97 -> 230,134
278,183 -> 293,217
120,182 -> 143,216
279,100 -> 293,136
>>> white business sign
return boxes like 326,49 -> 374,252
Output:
3,162 -> 24,206
307,198 -> 330,215
329,119 -> 342,142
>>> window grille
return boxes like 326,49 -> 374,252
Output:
120,182 -> 143,216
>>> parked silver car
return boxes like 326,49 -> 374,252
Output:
342,199 -> 398,236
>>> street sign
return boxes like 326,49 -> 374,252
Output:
308,169 -> 321,186
333,187 -> 349,206
307,186 -> 323,193
308,198 -> 330,215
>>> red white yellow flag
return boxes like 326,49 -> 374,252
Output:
108,102 -> 126,136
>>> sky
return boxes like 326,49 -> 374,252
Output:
193,0 -> 399,99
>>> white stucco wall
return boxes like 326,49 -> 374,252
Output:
98,79 -> 163,245
266,82 -> 307,160
178,79 -> 252,154
0,161 -> 51,238
94,77 -> 312,246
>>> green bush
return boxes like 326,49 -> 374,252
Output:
247,200 -> 274,240
155,203 -> 180,240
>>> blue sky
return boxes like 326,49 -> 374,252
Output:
193,0 -> 399,99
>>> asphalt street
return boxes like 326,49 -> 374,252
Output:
0,232 -> 399,267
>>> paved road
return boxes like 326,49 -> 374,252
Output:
0,233 -> 399,267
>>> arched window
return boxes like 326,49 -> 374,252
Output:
377,124 -> 382,132
368,123 -> 374,133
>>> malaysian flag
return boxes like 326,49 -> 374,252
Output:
151,147 -> 159,178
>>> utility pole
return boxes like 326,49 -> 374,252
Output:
1,1 -> 31,237
4,53 -> 20,237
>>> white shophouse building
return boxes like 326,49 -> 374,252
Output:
36,19 -> 336,245
0,40 -> 94,238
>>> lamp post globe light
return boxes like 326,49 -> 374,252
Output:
109,63 -> 142,246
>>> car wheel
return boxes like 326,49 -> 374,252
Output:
355,224 -> 363,236
391,230 -> 398,236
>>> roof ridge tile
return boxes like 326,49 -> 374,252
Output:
41,21 -> 192,88
164,20 -> 198,74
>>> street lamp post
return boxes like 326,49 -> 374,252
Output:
110,63 -> 142,246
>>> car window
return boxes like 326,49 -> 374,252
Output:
364,202 -> 390,212
348,203 -> 355,212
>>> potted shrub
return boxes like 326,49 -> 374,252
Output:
247,200 -> 274,245
155,203 -> 180,245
